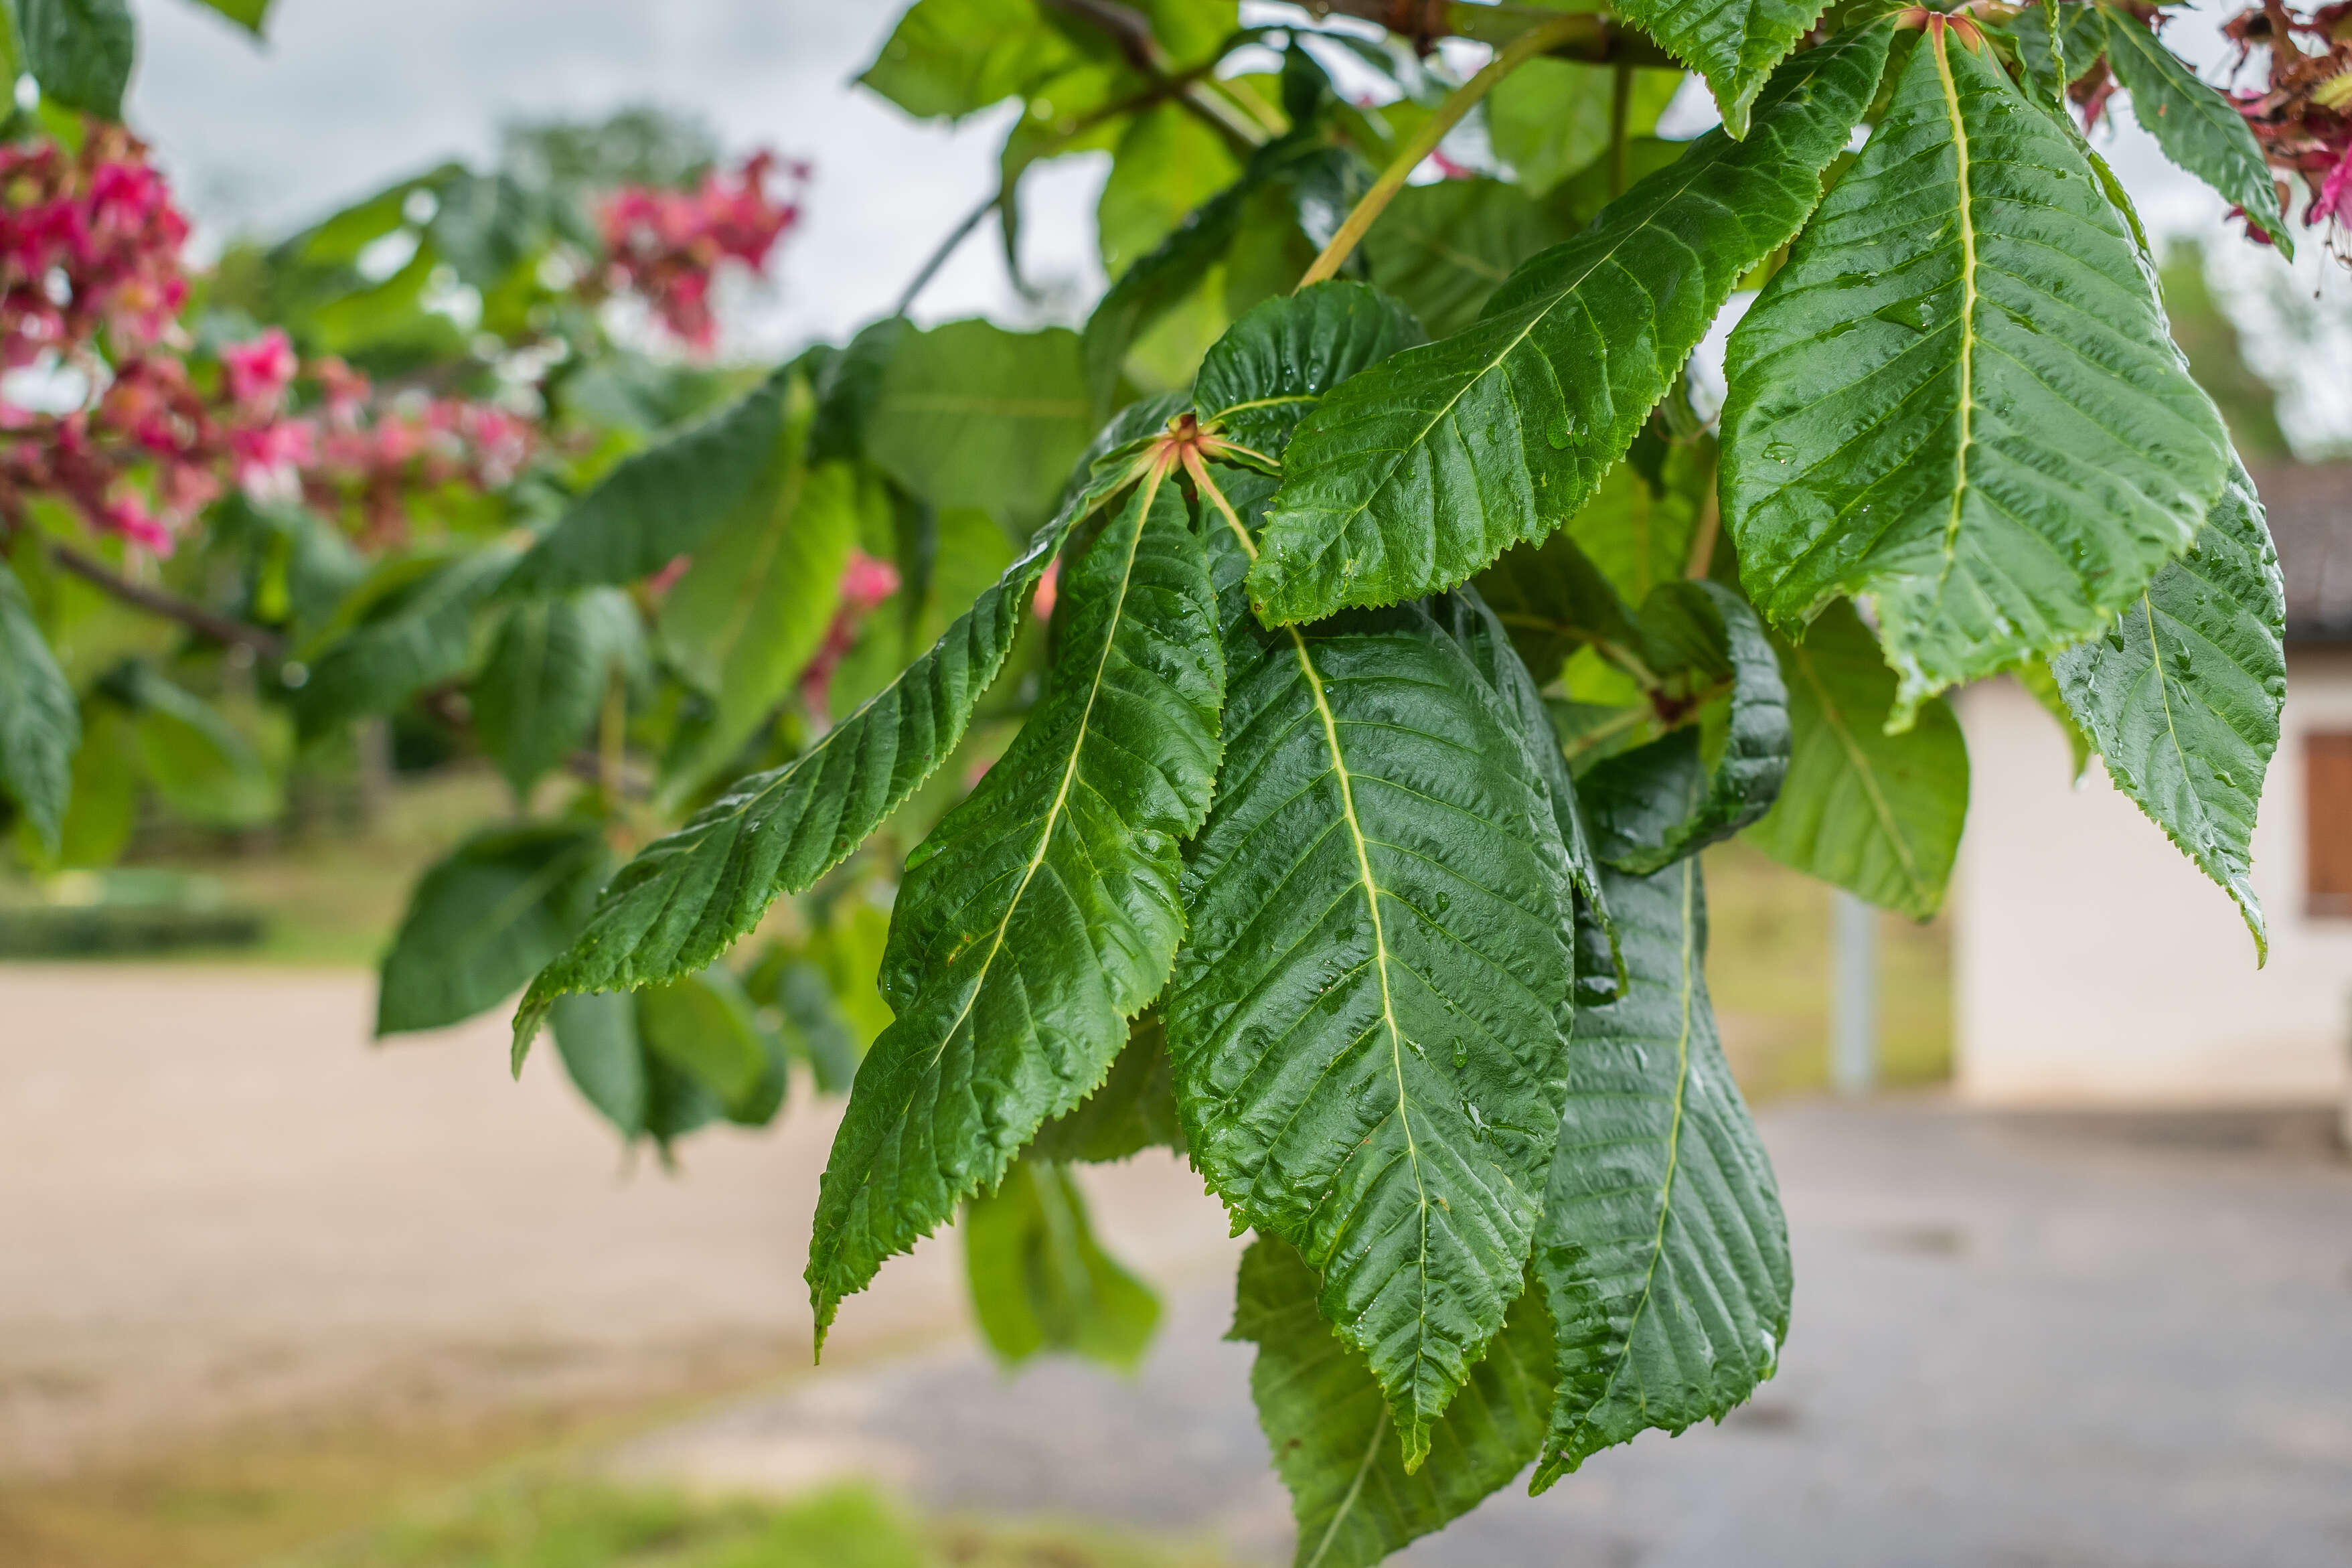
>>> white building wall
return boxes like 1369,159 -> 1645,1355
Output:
1954,651 -> 2352,1107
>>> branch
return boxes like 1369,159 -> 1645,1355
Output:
46,540 -> 289,659
1300,0 -> 1675,66
1038,0 -> 1269,151
894,190 -> 1000,318
1298,11 -> 1588,288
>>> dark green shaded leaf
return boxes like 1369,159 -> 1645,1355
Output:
1743,601 -> 1967,920
2100,7 -> 2290,256
548,991 -> 652,1140
1168,482 -> 1575,1468
17,0 -> 133,119
1029,1010 -> 1182,1164
1192,281 -> 1423,462
1363,178 -> 1581,342
2051,463 -> 2284,959
2012,0 -> 2110,107
1533,854 -> 1789,1487
866,319 -> 1094,530
15,696 -> 129,870
0,560 -> 77,854
504,368 -> 791,594
963,1157 -> 1161,1371
295,544 -> 518,738
474,589 -> 639,799
1231,1237 -> 1554,1568
1722,23 -> 2231,720
1254,27 -> 1889,625
1581,580 -> 1790,873
771,957 -> 865,1093
1474,530 -> 1648,688
807,470 -> 1223,1344
637,964 -> 779,1113
378,822 -> 607,1036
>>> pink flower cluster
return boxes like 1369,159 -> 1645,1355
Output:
798,548 -> 903,721
599,151 -> 806,349
2213,2 -> 2352,252
1,126 -> 190,370
288,352 -> 534,544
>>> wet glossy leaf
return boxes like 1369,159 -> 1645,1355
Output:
1231,1237 -> 1553,1568
1533,854 -> 1789,1486
1612,0 -> 1822,137
806,470 -> 1222,1343
17,0 -> 133,119
963,1156 -> 1162,1371
1167,501 -> 1574,1468
1191,281 -> 1423,462
2051,463 -> 2284,959
1723,24 -> 2230,720
378,822 -> 608,1036
1254,28 -> 1889,625
505,368 -> 791,595
1743,601 -> 1967,920
0,560 -> 77,854
1030,1011 -> 1182,1163
2100,5 -> 2290,256
2013,0 -> 2110,106
474,589 -> 639,799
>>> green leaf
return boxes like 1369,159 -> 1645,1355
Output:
857,0 -> 1081,121
473,589 -> 639,799
770,957 -> 865,1093
963,1156 -> 1162,1371
807,467 -> 1223,1344
2011,651 -> 2094,781
509,463 -> 1115,1053
505,368 -> 792,595
16,696 -> 130,870
0,559 -> 78,854
636,964 -> 780,1115
124,669 -> 281,829
1253,26 -> 1889,625
1168,490 -> 1575,1469
658,422 -> 872,756
2012,0 -> 2110,107
17,0 -> 133,119
866,319 -> 1095,531
1192,281 -> 1423,462
1474,530 -> 1652,690
1743,600 -> 1967,920
1028,1010 -> 1182,1164
2051,463 -> 2284,959
1230,1237 -> 1555,1568
377,822 -> 608,1036
294,545 -> 518,738
1486,59 -> 1682,195
1722,23 -> 2231,721
2100,7 -> 2290,256
1533,854 -> 1790,1488
1610,0 -> 1822,138
1364,179 -> 1581,343
1099,101 -> 1244,279
1581,580 -> 1790,873
188,0 -> 272,35
547,989 -> 743,1148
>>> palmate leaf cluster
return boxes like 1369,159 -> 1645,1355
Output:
0,2 -> 2301,1564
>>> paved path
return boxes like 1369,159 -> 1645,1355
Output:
621,1104 -> 2352,1568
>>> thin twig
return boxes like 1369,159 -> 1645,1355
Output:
1296,11 -> 1587,289
46,539 -> 289,658
1684,489 -> 1722,580
892,190 -> 1000,318
1300,0 -> 1674,66
1608,61 -> 1634,199
1037,0 -> 1265,152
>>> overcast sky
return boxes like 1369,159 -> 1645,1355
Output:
130,0 -> 2347,445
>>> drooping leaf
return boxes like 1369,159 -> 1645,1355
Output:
963,1156 -> 1162,1371
473,589 -> 639,799
1486,59 -> 1682,195
769,956 -> 865,1093
805,468 -> 1223,1343
503,368 -> 792,595
1743,601 -> 1967,921
294,544 -> 518,738
1168,478 -> 1575,1469
857,0 -> 1084,121
0,560 -> 78,854
1581,580 -> 1790,873
509,453 -> 1133,1054
866,319 -> 1095,530
1610,0 -> 1821,139
2013,0 -> 2110,107
2051,463 -> 2285,959
15,696 -> 130,870
1191,281 -> 1423,462
2011,651 -> 2094,782
1028,1010 -> 1182,1164
546,988 -> 742,1148
1533,854 -> 1790,1488
635,963 -> 783,1119
1231,1237 -> 1555,1568
123,668 -> 281,829
17,0 -> 134,119
1474,529 -> 1652,689
378,822 -> 608,1036
2100,6 -> 2290,256
1722,21 -> 2231,721
1253,26 -> 1890,625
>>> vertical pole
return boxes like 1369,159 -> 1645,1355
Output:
1832,891 -> 1879,1097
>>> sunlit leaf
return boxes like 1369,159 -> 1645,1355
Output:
1254,27 -> 1889,625
1722,22 -> 2231,720
1612,0 -> 1822,138
2051,461 -> 2285,959
1099,101 -> 1243,279
1533,854 -> 1789,1486
1231,1237 -> 1553,1568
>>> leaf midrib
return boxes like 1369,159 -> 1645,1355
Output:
1927,25 -> 1984,617
1787,638 -> 1930,907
